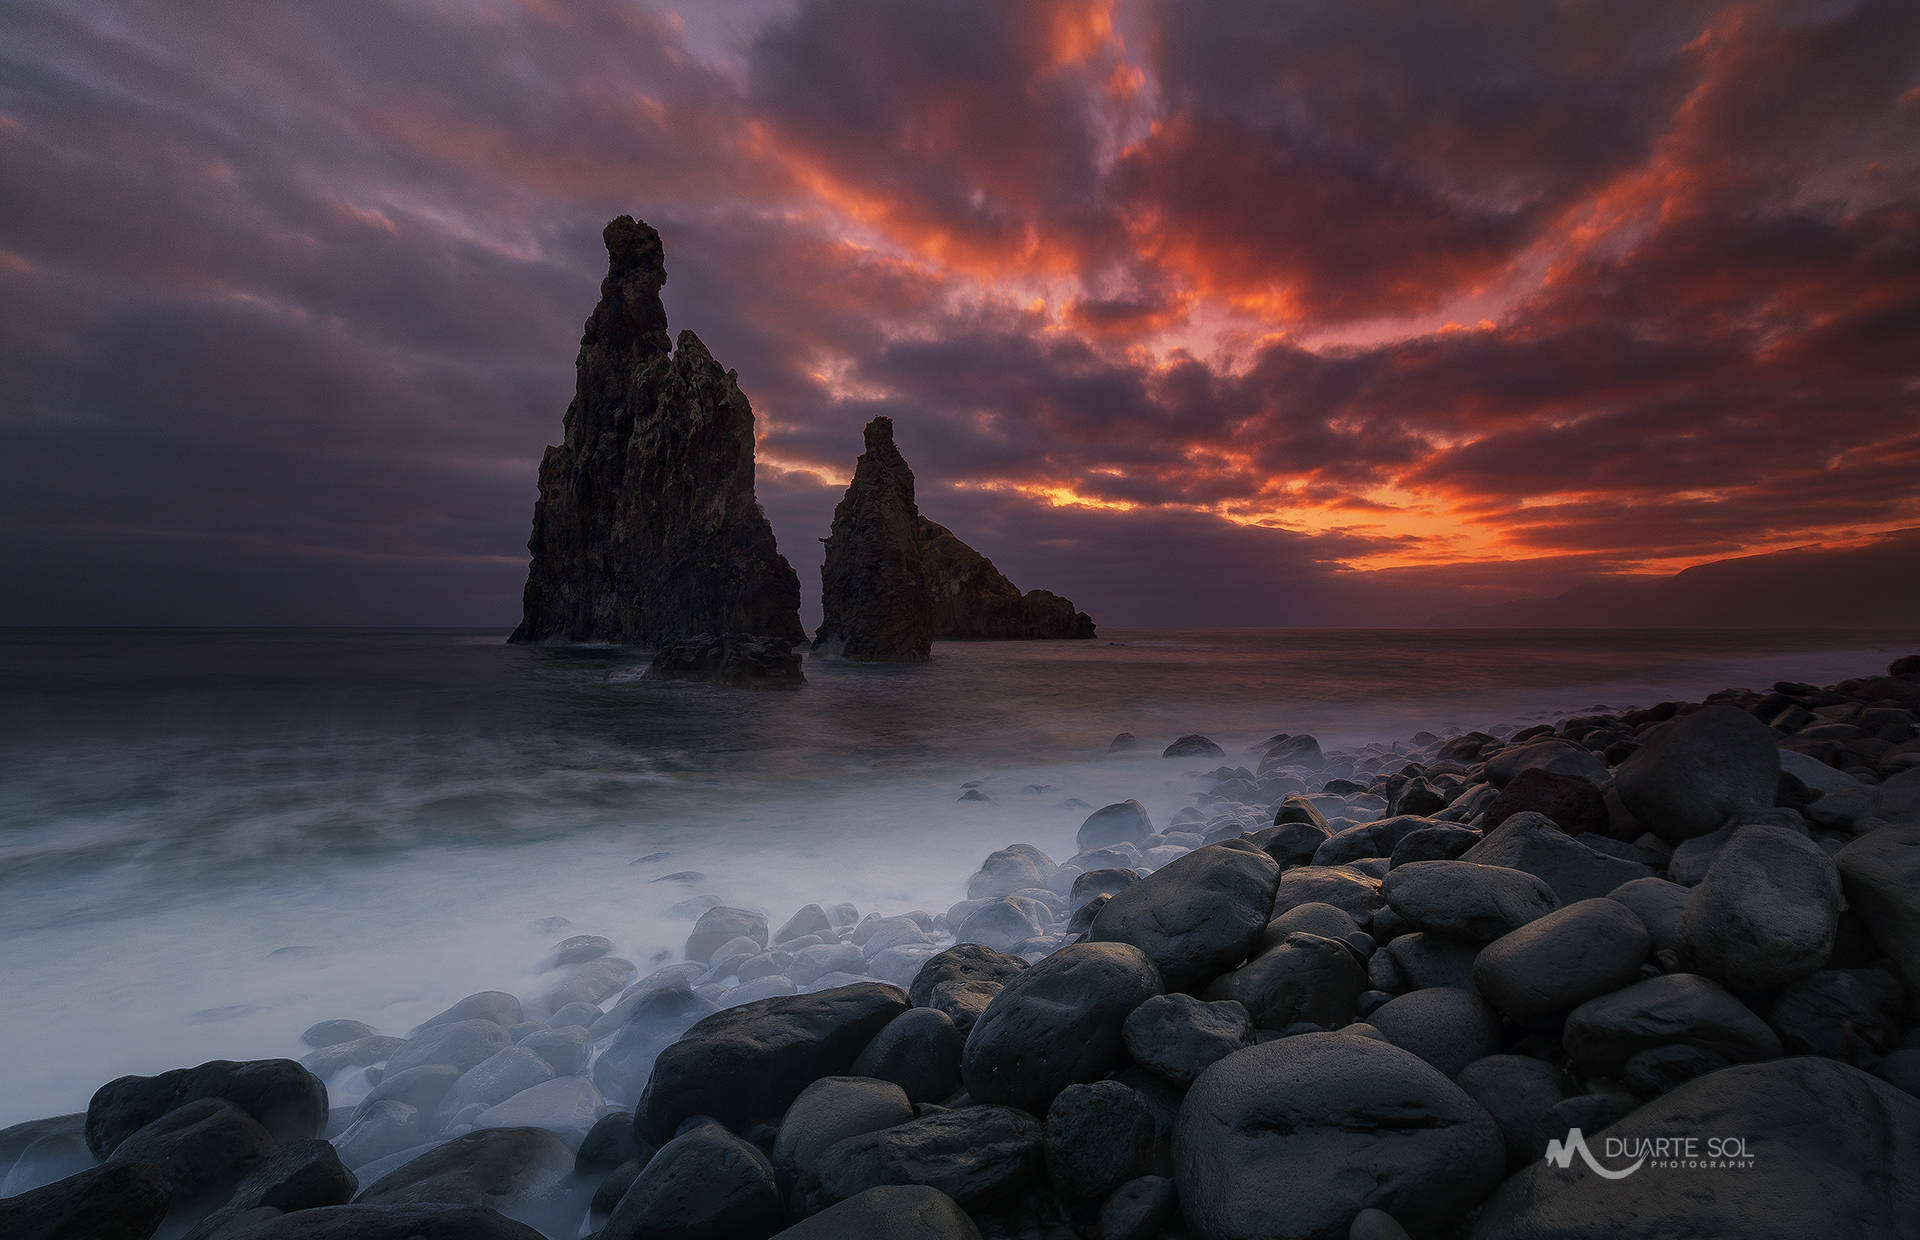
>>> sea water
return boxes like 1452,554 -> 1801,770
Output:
1,626 -> 1914,1124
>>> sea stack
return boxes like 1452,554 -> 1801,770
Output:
815,417 -> 1096,661
813,417 -> 935,662
509,216 -> 804,646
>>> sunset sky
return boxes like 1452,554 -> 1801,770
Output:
3,0 -> 1916,627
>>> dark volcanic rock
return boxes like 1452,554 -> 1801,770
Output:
1174,1034 -> 1504,1240
772,1076 -> 915,1189
511,216 -> 803,646
637,983 -> 909,1146
1484,768 -> 1609,836
1122,993 -> 1255,1085
107,1098 -> 274,1203
1614,703 -> 1781,843
1043,1081 -> 1154,1215
1382,860 -> 1559,941
353,1127 -> 573,1211
1674,825 -> 1841,992
792,1105 -> 1043,1218
1088,843 -> 1279,993
1471,1059 -> 1920,1240
0,1161 -> 172,1240
1473,898 -> 1652,1029
813,417 -> 934,662
1077,800 -> 1154,853
1455,1055 -> 1579,1172
1461,812 -> 1655,905
645,634 -> 804,687
1562,973 -> 1783,1076
961,942 -> 1163,1114
87,1059 -> 327,1160
181,1139 -> 357,1240
216,1204 -> 546,1239
601,1119 -> 783,1240
918,518 -> 1095,640
1365,987 -> 1504,1078
908,944 -> 1028,1008
1202,932 -> 1367,1032
848,1007 -> 964,1104
770,1184 -> 983,1240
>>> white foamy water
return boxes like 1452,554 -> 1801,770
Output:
2,626 -> 1913,1124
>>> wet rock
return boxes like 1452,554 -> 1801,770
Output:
538,937 -> 613,973
354,1126 -> 573,1213
352,1065 -> 459,1128
954,899 -> 1047,953
773,1077 -> 915,1188
1675,825 -> 1841,992
1484,740 -> 1608,789
333,1102 -> 425,1171
1374,933 -> 1481,994
301,1020 -> 377,1049
638,982 -> 909,1145
511,216 -> 803,646
107,1097 -> 273,1204
416,993 -> 522,1034
1834,824 -> 1920,991
909,944 -> 1028,1008
0,1130 -> 94,1198
532,957 -> 637,1013
1471,1058 -> 1920,1240
475,1077 -> 605,1149
1262,902 -> 1372,959
1461,812 -> 1656,904
1089,844 -> 1279,993
1875,1050 -> 1920,1099
646,633 -> 804,688
792,1105 -> 1043,1217
687,907 -> 770,964
385,1022 -> 513,1079
1044,1081 -> 1154,1215
1313,816 -> 1445,867
1078,800 -> 1155,853
1483,768 -> 1610,836
1262,735 -> 1324,770
214,1204 -> 546,1239
789,942 -> 870,987
1249,818 -> 1334,868
961,942 -> 1163,1114
770,1184 -> 983,1240
1174,1034 -> 1504,1240
1387,825 -> 1481,867
968,846 -> 1056,900
299,1037 -> 404,1080
180,1139 -> 357,1240
434,1048 -> 554,1127
849,1007 -> 964,1104
1562,973 -> 1783,1076
1383,860 -> 1559,941
867,944 -> 941,989
519,1026 -> 590,1077
1069,867 -> 1140,909
1768,966 -> 1907,1060
1366,987 -> 1504,1078
1123,993 -> 1255,1085
1165,735 -> 1225,758
0,1161 -> 172,1240
1203,932 -> 1367,1032
1474,898 -> 1651,1029
1271,866 -> 1384,924
86,1059 -> 328,1160
1605,876 -> 1691,953
1455,1055 -> 1580,1172
576,1111 -> 642,1176
1615,704 -> 1782,843
598,1118 -> 782,1240
1098,1175 -> 1179,1240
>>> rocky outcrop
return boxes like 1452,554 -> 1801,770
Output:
644,634 -> 805,688
510,216 -> 803,646
813,417 -> 936,662
814,418 -> 1093,661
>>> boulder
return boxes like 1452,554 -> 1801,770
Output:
0,1162 -> 173,1240
416,993 -> 522,1034
474,1077 -> 605,1150
210,1204 -> 546,1239
530,956 -> 638,1014
1249,818 -> 1333,868
1122,993 -> 1255,1085
1043,1081 -> 1154,1215
1383,860 -> 1559,941
927,979 -> 1002,1039
768,1184 -> 982,1240
1473,899 -> 1651,1029
1201,932 -> 1367,1032
1470,1058 -> 1920,1240
86,1059 -> 328,1160
645,633 -> 804,687
1562,973 -> 1783,1076
773,1077 -> 916,1188
1675,825 -> 1842,992
1375,933 -> 1481,994
509,215 -> 804,647
1088,844 -> 1279,992
1834,825 -> 1920,989
686,907 -> 769,964
1098,1176 -> 1180,1240
1461,812 -> 1656,905
301,1037 -> 405,1080
591,986 -> 721,1102
961,942 -> 1163,1115
1078,800 -> 1155,853
1069,867 -> 1140,909
1484,740 -> 1607,789
909,944 -> 1028,1009
968,846 -> 1056,900
1605,876 -> 1690,953
433,1048 -> 553,1126
1387,825 -> 1481,867
1271,866 -> 1384,924
953,898 -> 1047,953
106,1097 -> 274,1202
637,983 -> 909,1145
179,1139 -> 357,1240
354,1127 -> 573,1213
1261,902 -> 1372,959
519,1026 -> 590,1076
0,1129 -> 95,1198
385,1022 -> 512,1079
792,1105 -> 1043,1218
1174,1034 -> 1504,1240
575,1112 -> 642,1176
1614,704 -> 1781,843
1483,768 -> 1609,836
333,1103 -> 425,1171
1165,735 -> 1226,758
1455,1055 -> 1580,1172
301,1020 -> 378,1049
848,1008 -> 964,1104
1365,988 -> 1504,1078
1768,967 -> 1907,1060
1312,817 -> 1446,867
1262,735 -> 1324,770
598,1119 -> 784,1240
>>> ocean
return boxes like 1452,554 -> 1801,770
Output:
1,625 -> 1914,1125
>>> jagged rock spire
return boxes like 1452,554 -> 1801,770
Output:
813,417 -> 935,661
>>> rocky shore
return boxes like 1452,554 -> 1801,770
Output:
6,655 -> 1920,1240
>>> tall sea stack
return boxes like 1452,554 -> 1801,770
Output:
510,216 -> 803,646
815,417 -> 1096,661
813,417 -> 934,661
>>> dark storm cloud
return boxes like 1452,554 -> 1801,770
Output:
0,0 -> 1914,626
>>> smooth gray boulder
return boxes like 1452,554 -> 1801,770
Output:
1174,1034 -> 1504,1240
86,1059 -> 329,1160
1768,967 -> 1907,1060
352,1126 -> 573,1212
1606,876 -> 1690,953
1455,1055 -> 1580,1172
1614,704 -> 1781,843
773,1077 -> 916,1188
106,1097 -> 274,1202
1485,739 -> 1608,789
961,942 -> 1163,1114
968,846 -> 1056,900
1312,816 -> 1446,867
1470,1058 -> 1920,1240
433,1048 -> 554,1126
1374,933 -> 1481,994
1122,993 -> 1255,1085
0,1162 -> 173,1240
1365,988 -> 1504,1078
686,907 -> 769,964
1201,932 -> 1367,1032
1070,867 -> 1141,910
1383,860 -> 1559,941
1097,1176 -> 1179,1240
1044,1081 -> 1154,1216
1473,899 -> 1651,1029
909,944 -> 1028,1008
1089,844 -> 1279,992
1271,866 -> 1385,924
1078,800 -> 1154,853
599,1119 -> 783,1240
1675,825 -> 1842,992
384,1021 -> 513,1079
1562,973 -> 1783,1076
768,1184 -> 982,1240
590,986 -> 720,1102
1835,825 -> 1920,990
474,1077 -> 604,1150
1261,902 -> 1372,959
775,905 -> 833,945
848,1007 -> 963,1104
793,1105 -> 1043,1218
1461,812 -> 1656,905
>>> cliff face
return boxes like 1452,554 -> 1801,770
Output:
919,519 -> 1096,639
813,417 -> 934,662
510,216 -> 803,646
815,418 -> 1096,660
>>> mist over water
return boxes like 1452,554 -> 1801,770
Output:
2,625 -> 1914,1125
